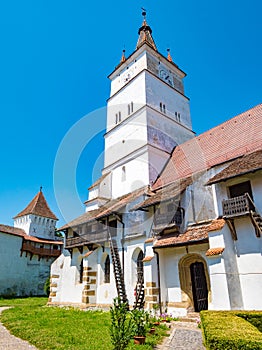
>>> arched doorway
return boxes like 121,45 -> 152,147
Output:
133,249 -> 144,309
190,262 -> 208,311
179,254 -> 210,312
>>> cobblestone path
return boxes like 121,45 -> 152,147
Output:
159,321 -> 206,350
0,307 -> 37,350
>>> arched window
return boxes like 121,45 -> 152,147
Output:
160,102 -> 162,112
137,250 -> 144,282
104,255 -> 110,283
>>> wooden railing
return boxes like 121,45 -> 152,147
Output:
65,229 -> 109,249
222,193 -> 255,218
154,208 -> 184,227
22,242 -> 61,257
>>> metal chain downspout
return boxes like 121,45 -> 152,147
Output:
153,248 -> 162,315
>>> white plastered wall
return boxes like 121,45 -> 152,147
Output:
212,171 -> 262,310
0,232 -> 52,297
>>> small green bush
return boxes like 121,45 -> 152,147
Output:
110,298 -> 134,350
200,311 -> 262,350
44,277 -> 50,296
131,309 -> 150,337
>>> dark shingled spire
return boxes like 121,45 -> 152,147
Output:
136,9 -> 157,51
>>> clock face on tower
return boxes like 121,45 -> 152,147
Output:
121,67 -> 135,84
159,67 -> 174,87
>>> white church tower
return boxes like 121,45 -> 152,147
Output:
14,188 -> 58,239
86,11 -> 194,210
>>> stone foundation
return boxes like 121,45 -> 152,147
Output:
144,281 -> 159,309
82,267 -> 97,304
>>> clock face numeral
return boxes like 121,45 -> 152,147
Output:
122,68 -> 134,84
159,68 -> 174,87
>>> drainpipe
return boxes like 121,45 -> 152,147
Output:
153,248 -> 162,315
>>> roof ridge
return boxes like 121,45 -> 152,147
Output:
152,103 -> 262,189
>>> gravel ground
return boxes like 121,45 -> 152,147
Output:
0,307 -> 38,350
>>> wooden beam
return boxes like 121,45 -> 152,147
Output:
226,219 -> 238,240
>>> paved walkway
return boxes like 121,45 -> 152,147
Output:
0,307 -> 37,350
158,321 -> 206,350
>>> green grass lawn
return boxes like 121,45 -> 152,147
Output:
0,297 -> 168,350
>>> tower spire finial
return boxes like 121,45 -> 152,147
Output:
141,7 -> 147,20
167,48 -> 173,62
120,49 -> 126,63
40,185 -> 43,192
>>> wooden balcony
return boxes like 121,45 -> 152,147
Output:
222,193 -> 261,239
65,228 -> 109,249
154,209 -> 183,230
222,194 -> 254,218
21,242 -> 61,258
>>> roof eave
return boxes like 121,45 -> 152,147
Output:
206,166 -> 262,186
153,237 -> 208,249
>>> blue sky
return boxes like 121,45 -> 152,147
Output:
0,0 -> 261,226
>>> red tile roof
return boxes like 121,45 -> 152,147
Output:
153,219 -> 225,248
59,187 -> 148,230
83,251 -> 93,258
206,149 -> 262,185
153,104 -> 262,190
142,256 -> 154,262
23,235 -> 63,245
0,224 -> 63,245
14,191 -> 58,220
131,176 -> 192,211
206,247 -> 224,256
145,238 -> 154,243
0,224 -> 25,237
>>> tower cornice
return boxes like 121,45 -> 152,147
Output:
108,43 -> 186,81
